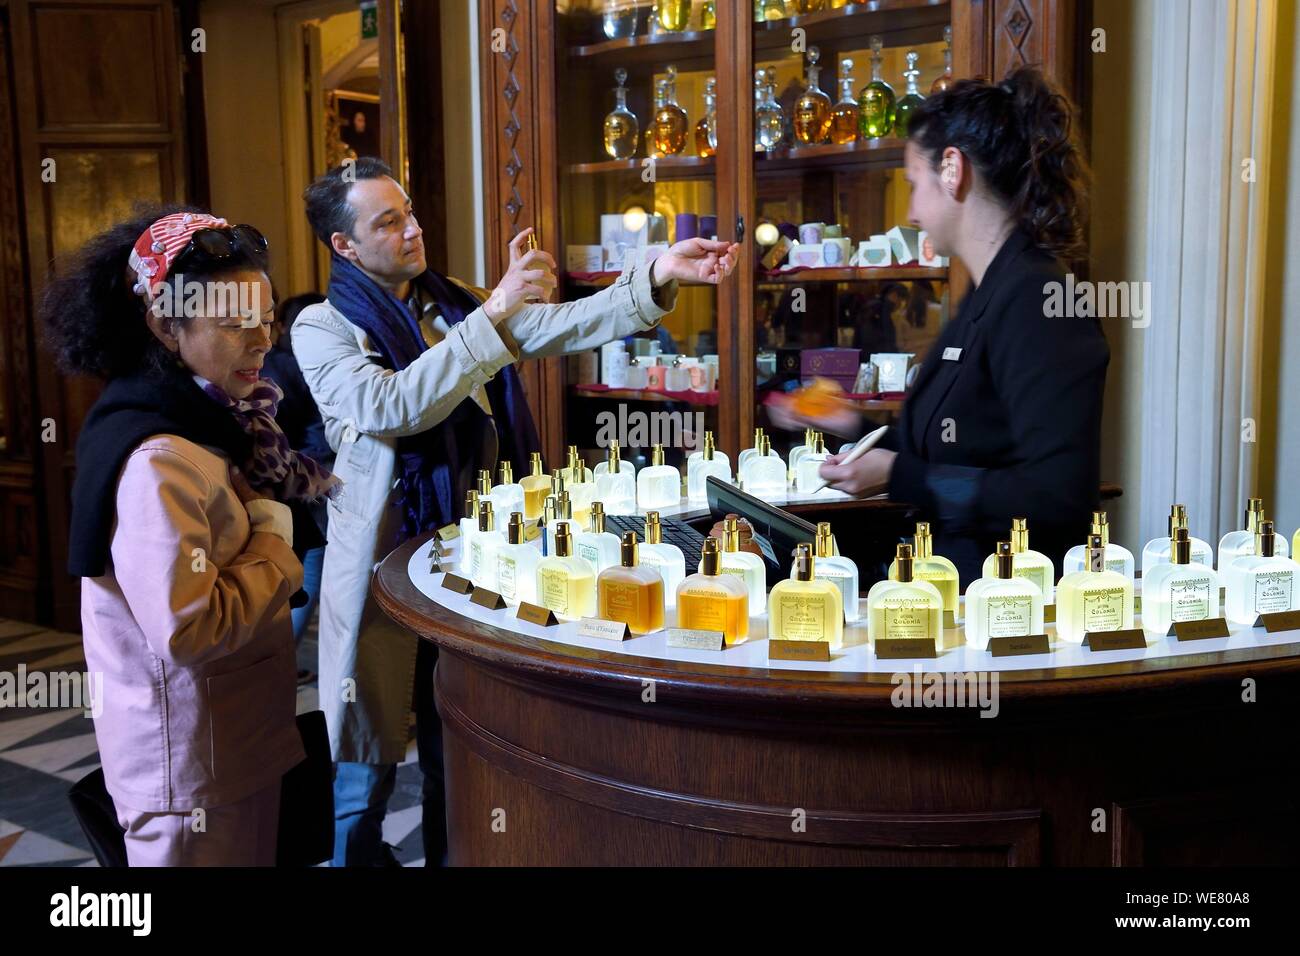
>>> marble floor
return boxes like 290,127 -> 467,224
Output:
0,616 -> 428,867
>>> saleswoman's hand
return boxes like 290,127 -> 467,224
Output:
652,238 -> 740,286
819,448 -> 897,497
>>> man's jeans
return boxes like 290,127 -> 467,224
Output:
331,640 -> 447,866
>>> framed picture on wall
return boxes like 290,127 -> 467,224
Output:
331,90 -> 381,162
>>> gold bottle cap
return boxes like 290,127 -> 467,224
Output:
914,522 -> 933,559
1245,498 -> 1264,533
994,541 -> 1013,579
620,530 -> 639,567
753,427 -> 765,446
477,470 -> 493,497
557,491 -> 572,520
508,512 -> 524,545
555,523 -> 573,557
607,440 -> 621,471
1090,511 -> 1110,548
1168,503 -> 1187,537
498,460 -> 514,485
1010,517 -> 1029,553
529,452 -> 545,478
759,434 -> 771,456
1257,520 -> 1276,558
723,514 -> 741,552
651,444 -> 665,467
464,489 -> 479,521
811,432 -> 826,455
701,537 -> 722,575
477,500 -> 495,532
804,427 -> 816,447
1087,533 -> 1105,572
567,444 -> 579,467
525,230 -> 539,252
542,495 -> 556,524
1171,526 -> 1190,565
895,543 -> 914,582
793,543 -> 815,582
590,501 -> 606,532
703,431 -> 715,461
815,521 -> 834,558
551,469 -> 566,496
645,511 -> 663,545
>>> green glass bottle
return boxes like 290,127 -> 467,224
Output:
858,35 -> 896,139
894,50 -> 926,137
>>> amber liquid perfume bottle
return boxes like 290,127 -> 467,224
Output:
930,25 -> 953,95
830,57 -> 860,145
794,46 -> 832,145
694,76 -> 718,158
597,531 -> 666,635
603,67 -> 639,160
769,544 -> 844,648
677,537 -> 750,645
653,65 -> 689,156
520,452 -> 551,521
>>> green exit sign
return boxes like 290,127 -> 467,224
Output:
360,1 -> 377,39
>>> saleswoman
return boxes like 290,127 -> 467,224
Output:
809,67 -> 1108,586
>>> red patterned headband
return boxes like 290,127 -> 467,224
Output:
127,211 -> 228,304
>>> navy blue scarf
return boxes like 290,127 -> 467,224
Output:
325,255 -> 540,538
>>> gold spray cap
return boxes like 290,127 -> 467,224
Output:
645,511 -> 663,544
620,530 -> 639,568
1169,504 -> 1187,537
895,544 -> 914,582
815,521 -> 835,558
1011,517 -> 1029,554
590,501 -> 606,533
464,489 -> 479,521
651,444 -> 665,467
498,460 -> 514,485
759,433 -> 772,456
555,522 -> 573,557
914,522 -> 933,559
477,500 -> 495,533
477,469 -> 493,497
804,427 -> 816,447
557,491 -> 572,520
507,512 -> 524,545
703,431 -> 715,461
1087,533 -> 1105,572
793,543 -> 815,581
607,440 -> 621,471
994,541 -> 1013,579
810,432 -> 826,455
1171,526 -> 1190,565
700,537 -> 722,575
723,514 -> 741,553
753,427 -> 765,447
1245,497 -> 1264,533
551,469 -> 566,496
1257,520 -> 1276,558
1090,511 -> 1110,547
529,451 -> 545,477
542,495 -> 556,525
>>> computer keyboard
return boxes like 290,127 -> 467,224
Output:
603,514 -> 708,565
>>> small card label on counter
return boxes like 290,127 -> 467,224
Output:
1257,610 -> 1300,633
989,634 -> 1050,657
440,573 -> 473,594
469,587 -> 506,610
1083,628 -> 1146,651
1169,618 -> 1229,641
665,628 -> 725,651
516,602 -> 557,627
874,638 -> 938,659
769,639 -> 831,662
436,524 -> 460,542
576,618 -> 630,641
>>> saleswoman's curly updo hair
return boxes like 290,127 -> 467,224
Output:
40,203 -> 270,380
907,66 -> 1090,262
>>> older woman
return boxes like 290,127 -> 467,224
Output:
42,208 -> 338,865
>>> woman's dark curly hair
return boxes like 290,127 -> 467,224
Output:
40,203 -> 270,380
907,66 -> 1090,261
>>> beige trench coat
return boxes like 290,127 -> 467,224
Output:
292,262 -> 677,763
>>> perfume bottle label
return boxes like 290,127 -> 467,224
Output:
679,589 -> 728,632
720,566 -> 748,580
539,568 -> 571,615
1105,558 -> 1128,573
577,543 -> 600,567
1168,576 -> 1212,622
1013,565 -> 1047,596
497,556 -> 518,599
602,581 -> 640,617
1081,586 -> 1125,632
470,541 -> 485,578
775,593 -> 828,640
882,599 -> 933,640
1253,570 -> 1294,613
984,596 -> 1033,638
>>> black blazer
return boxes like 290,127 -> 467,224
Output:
881,228 -> 1110,588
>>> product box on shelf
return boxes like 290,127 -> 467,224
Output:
856,235 -> 892,267
886,226 -> 920,265
801,348 -> 861,390
871,352 -> 915,393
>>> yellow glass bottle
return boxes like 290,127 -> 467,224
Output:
520,452 -> 551,521
536,524 -> 596,622
768,544 -> 844,648
794,46 -> 833,145
829,58 -> 859,145
891,522 -> 961,627
677,537 -> 750,645
867,544 -> 943,650
657,0 -> 691,31
597,532 -> 666,635
653,66 -> 689,156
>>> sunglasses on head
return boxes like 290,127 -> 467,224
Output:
172,224 -> 268,271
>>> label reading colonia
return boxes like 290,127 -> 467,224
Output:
774,594 -> 826,640
1169,576 -> 1212,623
1253,571 -> 1294,614
1081,587 -> 1125,633
985,595 -> 1033,638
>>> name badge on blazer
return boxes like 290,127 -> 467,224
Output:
942,347 -> 963,362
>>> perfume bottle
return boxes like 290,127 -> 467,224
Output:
706,514 -> 767,614
645,78 -> 667,158
457,489 -> 479,575
1144,527 -> 1220,638
694,76 -> 718,158
677,537 -> 750,645
520,452 -> 551,521
686,430 -> 732,499
657,0 -> 691,31
741,434 -> 787,497
490,461 -> 525,524
804,521 -> 860,622
794,432 -> 830,492
593,441 -> 637,515
787,428 -> 817,477
829,60 -> 860,145
759,0 -> 787,21
1141,504 -> 1214,577
893,522 -> 961,627
637,444 -> 681,509
930,25 -> 953,95
545,486 -> 575,558
603,67 -> 639,160
496,512 -> 541,606
653,66 -> 689,156
769,544 -> 844,647
564,444 -> 594,484
535,524 -> 597,622
964,541 -> 1044,650
601,0 -> 639,41
892,50 -> 926,137
639,511 -> 687,609
754,69 -> 785,152
738,427 -> 768,474
1056,533 -> 1135,644
1218,497 -> 1290,569
982,517 -> 1055,609
699,0 -> 716,30
469,501 -> 505,591
866,544 -> 943,649
858,36 -> 896,139
794,46 -> 833,145
575,501 -> 622,575
1224,521 -> 1300,626
1063,511 -> 1136,580
597,532 -> 666,635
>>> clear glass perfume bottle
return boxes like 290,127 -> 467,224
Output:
770,543 -> 844,647
893,50 -> 926,137
858,36 -> 896,139
457,489 -> 479,576
1144,527 -> 1219,638
794,46 -> 833,146
931,25 -> 953,95
1224,520 -> 1300,626
894,522 -> 961,627
593,440 -> 637,515
687,430 -> 733,499
496,512 -> 541,606
759,0 -> 788,22
1063,511 -> 1136,580
469,501 -> 505,591
653,65 -> 689,156
1218,497 -> 1290,569
699,0 -> 716,30
601,0 -> 639,40
575,501 -> 622,576
597,531 -> 666,635
794,432 -> 830,492
982,517 -> 1055,609
738,427 -> 768,474
677,537 -> 750,645
694,76 -> 718,158
830,58 -> 859,145
636,444 -> 681,509
787,428 -> 817,478
1056,533 -> 1135,644
964,541 -> 1044,650
741,434 -> 787,497
867,544 -> 943,649
536,524 -> 597,622
1141,504 -> 1214,577
603,67 -> 639,160
657,0 -> 691,31
804,521 -> 860,622
490,461 -> 525,524
754,69 -> 785,152
639,511 -> 686,609
520,452 -> 551,521
706,515 -> 767,614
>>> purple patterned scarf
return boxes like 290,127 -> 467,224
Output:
195,375 -> 340,501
